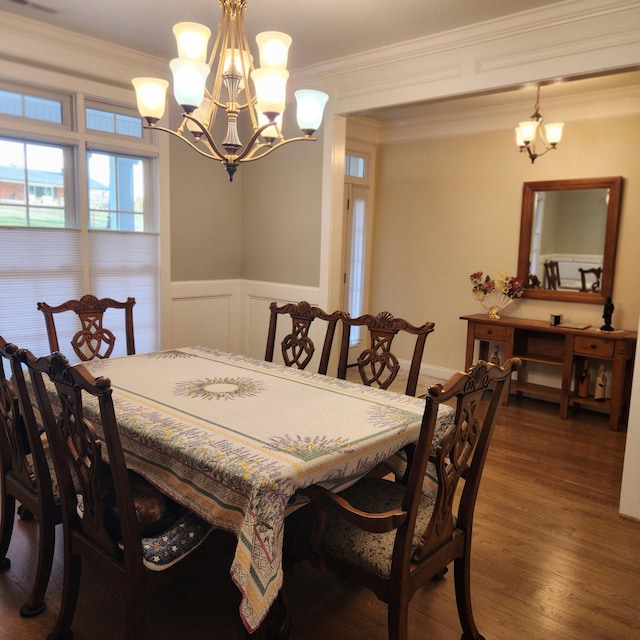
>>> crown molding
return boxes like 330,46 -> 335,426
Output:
294,0 -> 640,117
0,10 -> 167,88
365,82 -> 640,144
300,0 -> 640,81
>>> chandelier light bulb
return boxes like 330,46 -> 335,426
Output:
256,31 -> 292,69
173,22 -> 211,61
170,58 -> 210,111
544,122 -> 564,145
295,90 -> 329,134
251,68 -> 289,119
131,78 -> 169,123
517,120 -> 538,144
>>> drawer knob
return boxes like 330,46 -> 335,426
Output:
590,343 -> 597,349
487,329 -> 493,335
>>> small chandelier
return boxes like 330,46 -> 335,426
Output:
132,0 -> 329,181
515,85 -> 564,164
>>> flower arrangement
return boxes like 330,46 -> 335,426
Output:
470,271 -> 524,319
470,271 -> 524,301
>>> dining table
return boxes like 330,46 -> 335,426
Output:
68,346 -> 455,633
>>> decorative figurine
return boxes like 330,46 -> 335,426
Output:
578,359 -> 590,398
595,364 -> 607,401
490,347 -> 501,366
601,297 -> 615,331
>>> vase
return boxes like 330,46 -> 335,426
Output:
481,291 -> 514,319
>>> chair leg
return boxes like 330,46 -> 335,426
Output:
124,601 -> 146,640
20,509 -> 56,617
47,551 -> 82,640
0,491 -> 16,571
124,575 -> 147,640
387,594 -> 409,640
453,555 -> 484,640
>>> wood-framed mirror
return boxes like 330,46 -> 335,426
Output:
517,176 -> 623,304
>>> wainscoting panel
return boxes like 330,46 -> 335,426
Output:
169,280 -> 241,353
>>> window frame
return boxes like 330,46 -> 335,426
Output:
0,77 -> 162,357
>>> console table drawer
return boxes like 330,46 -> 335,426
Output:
474,324 -> 507,342
574,336 -> 614,358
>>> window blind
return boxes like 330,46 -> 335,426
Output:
0,227 -> 83,356
88,230 -> 160,356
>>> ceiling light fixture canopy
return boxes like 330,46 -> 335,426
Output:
132,0 -> 329,181
515,85 -> 564,164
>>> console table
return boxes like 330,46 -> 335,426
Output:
461,314 -> 637,430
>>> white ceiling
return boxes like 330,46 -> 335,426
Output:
0,0 -> 569,69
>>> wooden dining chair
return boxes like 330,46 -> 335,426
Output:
285,357 -> 521,640
20,348 -> 217,640
37,294 -> 136,361
337,311 -> 435,396
543,260 -> 561,290
579,267 -> 602,292
265,300 -> 343,374
0,336 -> 62,618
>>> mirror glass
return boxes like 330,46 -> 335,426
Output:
517,177 -> 622,304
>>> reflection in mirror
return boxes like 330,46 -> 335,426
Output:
517,177 -> 622,304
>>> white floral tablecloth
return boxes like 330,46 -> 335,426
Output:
82,346 -> 455,632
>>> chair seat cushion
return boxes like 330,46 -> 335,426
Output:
141,510 -> 213,571
287,476 -> 437,579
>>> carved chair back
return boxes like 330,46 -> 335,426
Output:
337,311 -> 435,396
37,294 -> 136,361
543,260 -> 561,290
265,301 -> 342,374
579,267 -> 603,292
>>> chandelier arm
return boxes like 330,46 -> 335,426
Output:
181,113 -> 231,160
232,119 -> 291,163
240,135 -> 317,162
145,124 -> 224,162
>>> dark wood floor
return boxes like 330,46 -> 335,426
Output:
1,395 -> 639,640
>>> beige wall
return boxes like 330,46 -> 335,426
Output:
241,109 -> 325,286
368,115 -> 640,372
169,135 -> 243,281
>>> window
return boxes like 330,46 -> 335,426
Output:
0,83 -> 70,127
86,106 -> 143,138
0,138 -> 71,228
343,149 -> 374,350
345,154 -> 366,180
0,89 -> 63,124
88,152 -> 146,231
0,83 -> 160,360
